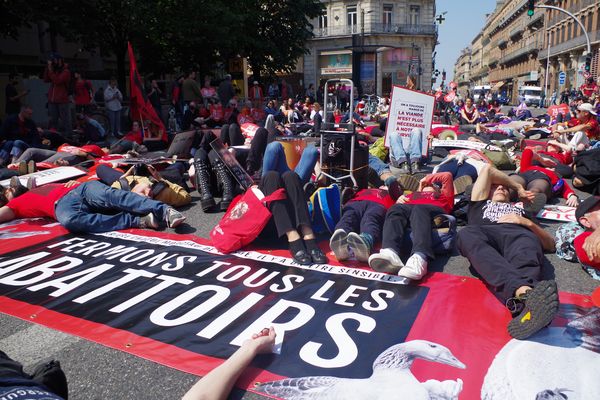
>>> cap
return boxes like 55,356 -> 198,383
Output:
576,195 -> 600,224
577,103 -> 597,116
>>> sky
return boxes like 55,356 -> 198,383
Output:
435,0 -> 497,83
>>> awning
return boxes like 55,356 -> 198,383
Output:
492,81 -> 505,90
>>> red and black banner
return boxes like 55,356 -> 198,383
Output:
128,42 -> 166,140
0,220 -> 598,399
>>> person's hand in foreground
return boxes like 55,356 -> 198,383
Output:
182,327 -> 276,400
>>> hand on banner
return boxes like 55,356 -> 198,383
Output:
245,327 -> 277,356
396,195 -> 410,204
565,194 -> 579,208
63,180 -> 80,188
583,229 -> 600,263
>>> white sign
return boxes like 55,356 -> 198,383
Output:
530,70 -> 538,81
0,166 -> 85,187
321,67 -> 352,75
431,139 -> 501,151
384,86 -> 435,157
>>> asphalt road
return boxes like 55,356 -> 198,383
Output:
1,129 -> 600,399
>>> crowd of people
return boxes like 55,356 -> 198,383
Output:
2,60 -> 600,399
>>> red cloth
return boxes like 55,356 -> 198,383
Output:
580,82 -> 598,98
123,130 -> 143,144
74,80 -> 93,105
57,144 -> 106,157
128,43 -> 166,138
7,183 -> 78,219
405,172 -> 454,213
538,150 -> 572,165
574,231 -> 600,270
349,188 -> 395,209
43,66 -> 71,104
249,86 -> 263,100
171,86 -> 181,104
520,149 -> 574,199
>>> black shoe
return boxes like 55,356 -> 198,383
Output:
309,247 -> 328,264
523,192 -> 547,215
194,159 -> 216,212
292,249 -> 312,265
507,280 -> 559,340
213,159 -> 235,211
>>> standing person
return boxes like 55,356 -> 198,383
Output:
306,83 -> 315,102
201,76 -> 218,105
103,78 -> 123,138
170,74 -> 184,129
280,78 -> 293,101
72,71 -> 94,114
182,71 -> 202,105
456,164 -> 558,340
147,79 -> 163,122
5,73 -> 28,116
217,74 -> 235,107
43,53 -> 71,133
249,81 -> 263,108
550,90 -> 557,106
268,81 -> 280,100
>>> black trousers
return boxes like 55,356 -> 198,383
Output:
335,201 -> 386,244
381,203 -> 445,260
220,123 -> 245,146
260,170 -> 310,237
457,224 -> 544,303
246,127 -> 277,172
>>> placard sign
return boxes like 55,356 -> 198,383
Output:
384,86 -> 435,157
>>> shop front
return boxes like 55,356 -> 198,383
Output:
318,51 -> 353,85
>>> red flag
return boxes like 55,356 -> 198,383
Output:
128,42 -> 166,141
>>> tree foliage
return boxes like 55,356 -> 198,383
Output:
4,0 -> 323,85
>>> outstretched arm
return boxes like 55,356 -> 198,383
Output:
182,327 -> 276,400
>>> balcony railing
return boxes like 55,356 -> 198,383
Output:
538,30 -> 600,60
499,41 -> 541,65
509,24 -> 525,39
548,0 -> 598,26
313,23 -> 437,38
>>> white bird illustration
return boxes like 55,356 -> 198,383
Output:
254,340 -> 466,400
482,308 -> 600,400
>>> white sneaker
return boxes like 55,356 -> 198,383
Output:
330,229 -> 349,261
368,248 -> 403,274
398,253 -> 428,280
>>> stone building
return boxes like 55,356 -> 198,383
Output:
454,47 -> 472,97
303,0 -> 437,96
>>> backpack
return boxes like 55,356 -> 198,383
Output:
308,184 -> 341,234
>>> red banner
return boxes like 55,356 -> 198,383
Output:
127,42 -> 166,141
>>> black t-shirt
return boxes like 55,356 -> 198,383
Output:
0,385 -> 63,400
468,200 -> 530,225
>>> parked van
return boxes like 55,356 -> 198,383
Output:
472,85 -> 491,102
518,86 -> 542,107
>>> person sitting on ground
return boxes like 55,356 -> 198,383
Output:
73,113 -> 106,143
330,180 -> 402,263
0,179 -> 185,233
182,327 -> 276,400
108,121 -> 145,154
258,170 -> 327,265
13,143 -> 105,168
367,172 -> 455,280
0,104 -> 46,165
456,164 -> 558,340
459,98 -> 479,125
551,103 -> 599,152
388,127 -> 429,173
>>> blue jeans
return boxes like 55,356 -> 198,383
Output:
389,128 -> 423,163
55,181 -> 168,233
262,141 -> 318,184
368,153 -> 391,176
0,140 -> 29,162
107,109 -> 121,136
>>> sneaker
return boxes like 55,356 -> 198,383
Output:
398,253 -> 428,280
27,160 -> 36,174
18,161 -> 27,176
330,229 -> 349,261
507,280 -> 559,340
26,177 -> 37,190
368,248 -> 404,274
411,161 -> 421,174
453,175 -> 473,195
139,213 -> 159,229
165,207 -> 186,228
397,174 -> 420,193
528,133 -> 542,140
347,232 -> 372,262
523,192 -> 547,215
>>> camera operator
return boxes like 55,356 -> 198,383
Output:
43,53 -> 72,134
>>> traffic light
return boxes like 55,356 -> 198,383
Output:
527,0 -> 535,17
585,54 -> 592,73
442,70 -> 446,81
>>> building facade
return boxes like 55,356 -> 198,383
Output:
303,0 -> 437,96
452,0 -> 599,105
454,47 -> 472,97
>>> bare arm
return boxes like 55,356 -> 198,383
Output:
471,164 -> 533,202
182,328 -> 276,400
0,206 -> 16,223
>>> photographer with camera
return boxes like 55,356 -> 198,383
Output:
43,53 -> 72,134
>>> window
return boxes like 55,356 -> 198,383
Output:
347,5 -> 358,33
383,4 -> 393,28
318,14 -> 328,29
567,22 -> 571,40
409,5 -> 420,25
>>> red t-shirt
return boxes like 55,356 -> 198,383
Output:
574,231 -> 600,270
123,130 -> 143,144
7,183 -> 79,219
349,188 -> 395,209
74,80 -> 92,105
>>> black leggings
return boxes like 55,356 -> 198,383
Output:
259,170 -> 311,238
510,172 -> 551,199
220,123 -> 245,146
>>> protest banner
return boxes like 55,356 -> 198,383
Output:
384,86 -> 435,157
0,166 -> 85,187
